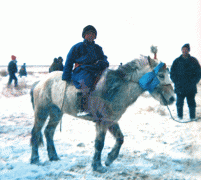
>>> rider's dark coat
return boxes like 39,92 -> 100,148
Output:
62,39 -> 109,90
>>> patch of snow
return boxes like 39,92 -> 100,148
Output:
1,72 -> 201,179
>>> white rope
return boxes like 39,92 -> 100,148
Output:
160,92 -> 198,123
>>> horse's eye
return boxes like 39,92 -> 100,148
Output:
158,74 -> 165,79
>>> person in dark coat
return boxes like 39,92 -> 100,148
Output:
57,56 -> 64,71
8,55 -> 18,87
170,44 -> 201,120
49,57 -> 64,73
62,25 -> 109,116
49,58 -> 58,73
19,63 -> 27,77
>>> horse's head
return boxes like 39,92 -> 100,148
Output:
139,56 -> 175,106
101,56 -> 175,107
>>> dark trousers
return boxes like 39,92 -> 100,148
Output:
176,93 -> 196,119
8,73 -> 18,87
74,70 -> 102,112
77,79 -> 93,112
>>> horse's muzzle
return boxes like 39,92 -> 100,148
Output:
163,95 -> 175,105
169,96 -> 175,104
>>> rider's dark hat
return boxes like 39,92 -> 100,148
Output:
82,25 -> 97,38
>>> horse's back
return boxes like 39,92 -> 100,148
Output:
32,72 -> 64,109
31,71 -> 81,115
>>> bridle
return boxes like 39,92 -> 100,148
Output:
138,62 -> 195,123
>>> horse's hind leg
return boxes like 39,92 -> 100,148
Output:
105,123 -> 124,166
44,105 -> 63,161
31,107 -> 49,164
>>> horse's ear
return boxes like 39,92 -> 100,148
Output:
148,56 -> 157,68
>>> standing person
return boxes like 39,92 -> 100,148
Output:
19,63 -> 27,77
57,56 -> 64,71
62,25 -> 109,116
170,44 -> 201,120
49,57 -> 64,73
49,58 -> 58,73
8,55 -> 18,87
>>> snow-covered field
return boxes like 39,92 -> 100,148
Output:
0,70 -> 201,180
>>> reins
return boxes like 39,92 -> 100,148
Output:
133,77 -> 195,123
159,91 -> 195,123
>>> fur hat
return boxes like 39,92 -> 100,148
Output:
11,55 -> 16,60
182,43 -> 190,51
82,25 -> 97,38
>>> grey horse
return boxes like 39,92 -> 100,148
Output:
30,56 -> 175,173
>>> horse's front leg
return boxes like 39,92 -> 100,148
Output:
92,122 -> 108,173
105,123 -> 124,166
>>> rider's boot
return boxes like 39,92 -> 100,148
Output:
77,92 -> 91,117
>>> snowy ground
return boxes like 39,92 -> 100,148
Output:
0,71 -> 201,180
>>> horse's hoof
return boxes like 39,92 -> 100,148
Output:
105,158 -> 113,166
30,157 -> 39,164
92,164 -> 107,173
50,156 -> 60,161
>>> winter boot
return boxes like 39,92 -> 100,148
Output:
177,106 -> 183,119
189,106 -> 196,120
77,92 -> 91,117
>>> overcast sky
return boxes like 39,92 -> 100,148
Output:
0,0 -> 200,66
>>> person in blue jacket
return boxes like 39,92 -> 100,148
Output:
62,25 -> 109,116
170,44 -> 201,120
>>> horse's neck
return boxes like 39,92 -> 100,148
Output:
95,66 -> 149,112
131,65 -> 151,82
112,65 -> 152,111
111,81 -> 145,112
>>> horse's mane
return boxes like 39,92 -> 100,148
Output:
101,59 -> 149,101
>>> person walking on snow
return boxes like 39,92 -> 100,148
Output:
62,25 -> 109,116
170,44 -> 201,120
8,55 -> 18,87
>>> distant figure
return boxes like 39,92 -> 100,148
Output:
8,55 -> 18,87
19,63 -> 27,77
119,62 -> 123,67
57,56 -> 64,71
170,43 -> 201,120
49,57 -> 64,73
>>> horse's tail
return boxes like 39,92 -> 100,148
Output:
30,81 -> 40,110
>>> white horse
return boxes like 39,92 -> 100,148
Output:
30,56 -> 175,173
